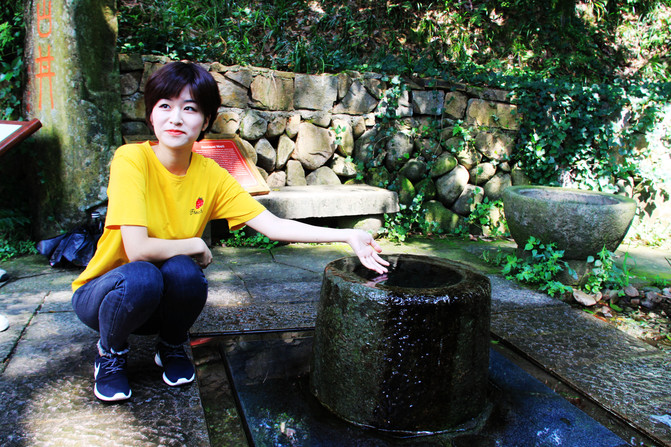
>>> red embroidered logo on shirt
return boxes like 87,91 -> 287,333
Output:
190,197 -> 205,215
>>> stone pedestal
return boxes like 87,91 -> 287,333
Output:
22,0 -> 121,234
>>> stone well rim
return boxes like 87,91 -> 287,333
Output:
324,253 -> 491,300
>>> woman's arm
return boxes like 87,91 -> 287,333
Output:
245,210 -> 389,274
120,225 -> 213,268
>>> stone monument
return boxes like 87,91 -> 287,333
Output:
22,0 -> 121,234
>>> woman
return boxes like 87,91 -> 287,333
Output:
72,61 -> 389,402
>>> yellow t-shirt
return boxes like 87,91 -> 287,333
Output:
72,142 -> 266,291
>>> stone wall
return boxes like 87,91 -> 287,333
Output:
120,54 -> 529,229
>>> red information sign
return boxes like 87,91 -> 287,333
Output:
123,136 -> 269,195
194,138 -> 269,195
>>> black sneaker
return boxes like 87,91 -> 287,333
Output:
154,342 -> 195,386
94,352 -> 131,402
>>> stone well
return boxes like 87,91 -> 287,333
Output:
310,254 -> 492,434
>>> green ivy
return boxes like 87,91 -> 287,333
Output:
379,193 -> 439,243
497,236 -> 575,297
0,4 -> 24,120
583,247 -> 631,294
221,228 -> 279,250
467,198 -> 508,237
505,76 -> 671,195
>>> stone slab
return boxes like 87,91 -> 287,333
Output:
489,274 -> 566,312
561,353 -> 671,447
492,305 -> 671,446
0,291 -> 44,370
492,306 -> 660,369
254,185 -> 399,219
191,301 -> 319,334
0,312 -> 210,446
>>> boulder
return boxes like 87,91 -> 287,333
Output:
285,114 -> 301,138
466,99 -> 519,130
306,166 -> 342,185
483,172 -> 512,201
412,90 -> 445,115
469,162 -> 497,185
414,138 -> 442,160
422,200 -> 465,233
429,153 -> 458,178
366,166 -> 392,189
330,154 -> 358,178
266,115 -> 287,138
212,72 -> 249,108
384,132 -> 414,171
250,72 -> 294,111
353,128 -> 381,165
443,91 -> 468,119
295,73 -> 339,110
332,118 -> 355,156
455,147 -> 482,170
436,165 -> 469,207
334,80 -> 378,114
212,111 -> 240,135
399,158 -> 427,182
276,134 -> 295,170
255,138 -> 276,172
474,130 -> 514,161
452,184 -> 484,216
294,122 -> 336,170
415,177 -> 437,200
239,110 -> 268,141
286,160 -> 307,186
266,170 -> 287,188
398,177 -> 416,206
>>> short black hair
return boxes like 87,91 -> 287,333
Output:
144,62 -> 221,140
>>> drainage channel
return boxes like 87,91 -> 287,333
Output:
192,329 -> 654,447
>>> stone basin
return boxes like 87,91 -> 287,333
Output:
502,185 -> 637,260
310,254 -> 491,434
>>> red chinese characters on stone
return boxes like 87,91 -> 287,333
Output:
35,0 -> 55,110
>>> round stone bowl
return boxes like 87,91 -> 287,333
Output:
502,185 -> 637,260
310,254 -> 491,434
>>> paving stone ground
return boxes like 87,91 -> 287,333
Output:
1,238 -> 669,446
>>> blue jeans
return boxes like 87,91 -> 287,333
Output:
72,255 -> 208,352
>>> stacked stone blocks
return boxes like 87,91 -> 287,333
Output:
120,54 -> 530,232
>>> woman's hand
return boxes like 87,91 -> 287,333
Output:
346,230 -> 389,274
191,238 -> 213,268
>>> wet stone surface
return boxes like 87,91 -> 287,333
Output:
311,255 -> 492,432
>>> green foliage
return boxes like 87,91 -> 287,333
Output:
496,236 -> 575,297
507,77 -> 671,193
379,193 -> 438,243
221,228 -> 279,250
119,1 -> 671,82
0,3 -> 24,120
583,246 -> 631,293
467,198 -> 508,237
0,209 -> 37,261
